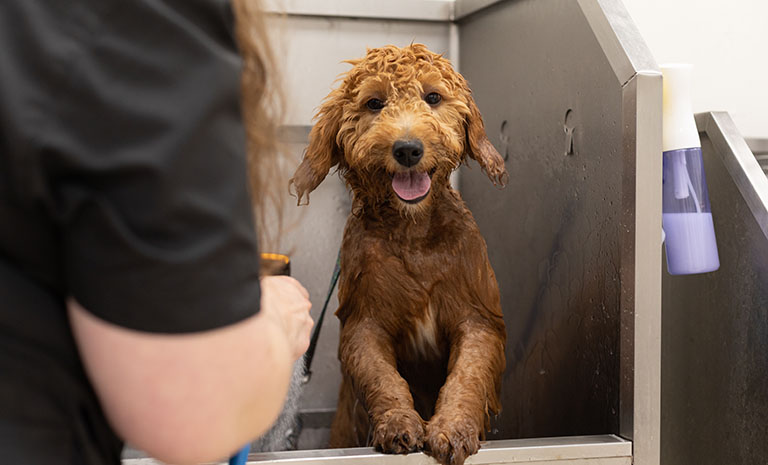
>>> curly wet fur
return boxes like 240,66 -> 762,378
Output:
290,44 -> 507,465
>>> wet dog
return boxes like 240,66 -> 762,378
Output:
290,44 -> 507,465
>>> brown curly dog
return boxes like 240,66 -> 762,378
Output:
290,44 -> 507,465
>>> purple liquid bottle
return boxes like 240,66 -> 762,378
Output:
661,65 -> 719,275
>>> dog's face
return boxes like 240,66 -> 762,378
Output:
291,44 -> 506,214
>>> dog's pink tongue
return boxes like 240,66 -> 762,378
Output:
392,171 -> 431,200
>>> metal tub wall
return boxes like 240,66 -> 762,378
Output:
660,113 -> 768,464
268,0 -> 664,462
123,0 -> 663,463
272,0 -> 662,455
747,138 -> 768,175
457,0 -> 658,443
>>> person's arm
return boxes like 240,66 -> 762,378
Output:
5,1 -> 315,460
69,275 -> 312,465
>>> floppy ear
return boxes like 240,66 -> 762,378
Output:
290,91 -> 345,205
464,93 -> 508,187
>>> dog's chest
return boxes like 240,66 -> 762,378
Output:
405,302 -> 441,359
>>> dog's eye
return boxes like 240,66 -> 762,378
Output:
424,92 -> 442,105
366,98 -> 385,111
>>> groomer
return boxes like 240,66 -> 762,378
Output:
0,1 -> 312,464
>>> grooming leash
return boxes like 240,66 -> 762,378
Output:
302,248 -> 341,384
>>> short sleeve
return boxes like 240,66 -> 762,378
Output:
19,0 -> 261,333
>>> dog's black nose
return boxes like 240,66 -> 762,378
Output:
392,140 -> 424,167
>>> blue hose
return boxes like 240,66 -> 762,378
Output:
229,444 -> 250,465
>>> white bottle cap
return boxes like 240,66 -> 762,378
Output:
661,64 -> 701,152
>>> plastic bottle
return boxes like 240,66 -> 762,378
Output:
661,64 -> 719,275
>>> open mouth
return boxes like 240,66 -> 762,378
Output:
391,169 -> 434,204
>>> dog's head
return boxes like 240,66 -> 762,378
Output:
290,44 -> 506,213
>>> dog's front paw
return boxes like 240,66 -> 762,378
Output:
425,414 -> 481,465
372,408 -> 425,454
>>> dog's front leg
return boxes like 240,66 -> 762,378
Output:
426,320 -> 505,465
338,317 -> 425,454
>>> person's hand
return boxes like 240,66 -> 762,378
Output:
259,276 -> 313,361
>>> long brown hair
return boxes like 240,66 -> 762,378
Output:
232,0 -> 285,254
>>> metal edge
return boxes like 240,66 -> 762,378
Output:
277,125 -> 312,144
449,21 -> 461,191
122,435 -> 631,465
576,0 -> 658,86
620,71 -> 662,465
297,408 -> 336,429
578,0 -> 661,459
453,0 -> 505,21
262,0 -> 454,22
619,77 -> 638,444
696,112 -> 768,242
633,71 -> 662,465
243,435 -> 631,464
746,138 -> 768,155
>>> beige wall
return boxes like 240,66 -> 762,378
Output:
622,0 -> 768,139
266,15 -> 451,126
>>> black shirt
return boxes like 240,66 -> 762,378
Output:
0,1 -> 261,463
